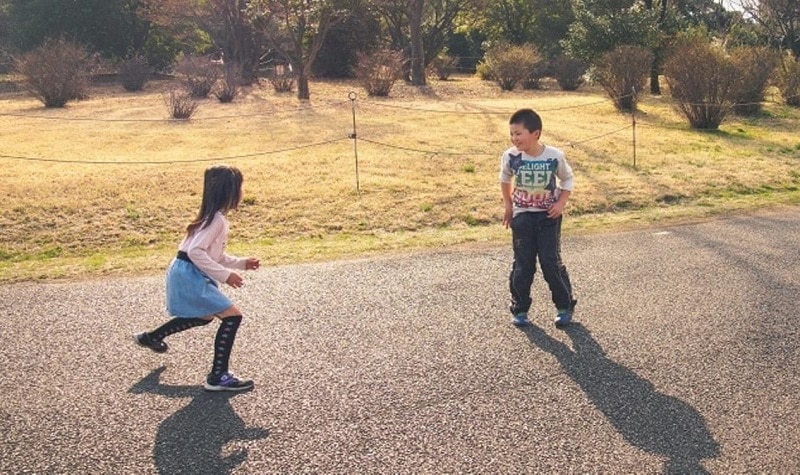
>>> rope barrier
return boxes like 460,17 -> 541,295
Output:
358,96 -> 617,114
0,98 -> 352,122
0,137 -> 349,164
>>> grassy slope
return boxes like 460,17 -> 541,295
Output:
1,75 -> 798,282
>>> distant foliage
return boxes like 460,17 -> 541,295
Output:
664,39 -> 737,129
729,46 -> 779,115
119,55 -> 152,92
592,46 -> 652,111
268,64 -> 295,93
14,37 -> 94,108
163,88 -> 198,119
777,55 -> 800,107
552,56 -> 587,92
175,55 -> 222,98
355,49 -> 405,97
480,44 -> 541,91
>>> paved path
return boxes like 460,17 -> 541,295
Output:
2,209 -> 799,473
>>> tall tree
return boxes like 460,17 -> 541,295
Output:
311,1 -> 382,77
643,0 -> 668,93
8,0 -> 148,58
250,0 -> 341,99
564,0 -> 660,63
144,0 -> 264,81
374,0 -> 478,83
409,0 -> 426,84
479,0 -> 573,59
0,0 -> 14,53
207,0 -> 264,81
740,0 -> 800,58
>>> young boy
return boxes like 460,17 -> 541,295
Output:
499,108 -> 577,328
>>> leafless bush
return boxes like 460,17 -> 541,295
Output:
664,39 -> 737,129
14,37 -> 94,108
119,55 -> 152,92
355,49 -> 405,97
0,48 -> 13,74
553,56 -> 587,92
163,88 -> 198,119
480,44 -> 541,91
777,55 -> 800,107
428,54 -> 458,80
593,46 -> 652,111
521,61 -> 549,90
215,62 -> 241,103
729,46 -> 779,115
268,64 -> 295,93
174,55 -> 222,98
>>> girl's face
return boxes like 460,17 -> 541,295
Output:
509,123 -> 541,155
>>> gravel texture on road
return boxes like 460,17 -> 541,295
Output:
1,209 -> 798,473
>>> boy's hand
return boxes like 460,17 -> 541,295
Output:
547,201 -> 565,218
503,204 -> 513,229
246,257 -> 260,270
226,272 -> 244,288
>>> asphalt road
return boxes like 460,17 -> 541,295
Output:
1,208 -> 798,474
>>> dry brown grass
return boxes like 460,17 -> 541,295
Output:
1,75 -> 799,282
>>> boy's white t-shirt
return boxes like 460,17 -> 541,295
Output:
179,211 -> 247,283
499,144 -> 575,217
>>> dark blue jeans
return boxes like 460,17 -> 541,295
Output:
509,212 -> 574,315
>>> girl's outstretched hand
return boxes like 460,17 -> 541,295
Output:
226,272 -> 244,288
246,257 -> 260,270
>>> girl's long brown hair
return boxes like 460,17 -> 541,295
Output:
186,165 -> 243,236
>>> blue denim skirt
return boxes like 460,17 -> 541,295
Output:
165,258 -> 233,318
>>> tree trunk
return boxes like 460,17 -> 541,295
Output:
650,63 -> 661,94
409,0 -> 426,86
297,67 -> 310,100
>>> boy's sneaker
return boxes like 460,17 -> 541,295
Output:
512,313 -> 530,327
204,372 -> 254,392
133,332 -> 168,353
554,310 -> 573,328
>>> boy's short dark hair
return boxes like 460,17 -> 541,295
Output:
509,108 -> 542,133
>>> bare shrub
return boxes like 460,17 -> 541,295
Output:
0,48 -> 14,74
475,61 -> 493,80
777,54 -> 800,107
268,64 -> 295,93
729,46 -> 779,115
119,55 -> 152,92
428,54 -> 458,80
163,88 -> 198,119
522,61 -> 550,90
14,37 -> 94,108
355,49 -> 405,97
664,39 -> 737,129
215,62 -> 241,103
174,55 -> 222,98
593,46 -> 652,111
481,44 -> 541,91
553,56 -> 587,92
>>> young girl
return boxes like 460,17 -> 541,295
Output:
134,165 -> 260,392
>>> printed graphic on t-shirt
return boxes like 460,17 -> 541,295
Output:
508,153 -> 558,209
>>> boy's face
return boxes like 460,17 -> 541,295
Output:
509,123 -> 541,154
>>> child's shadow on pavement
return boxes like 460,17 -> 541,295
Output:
129,366 -> 269,474
522,324 -> 719,474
